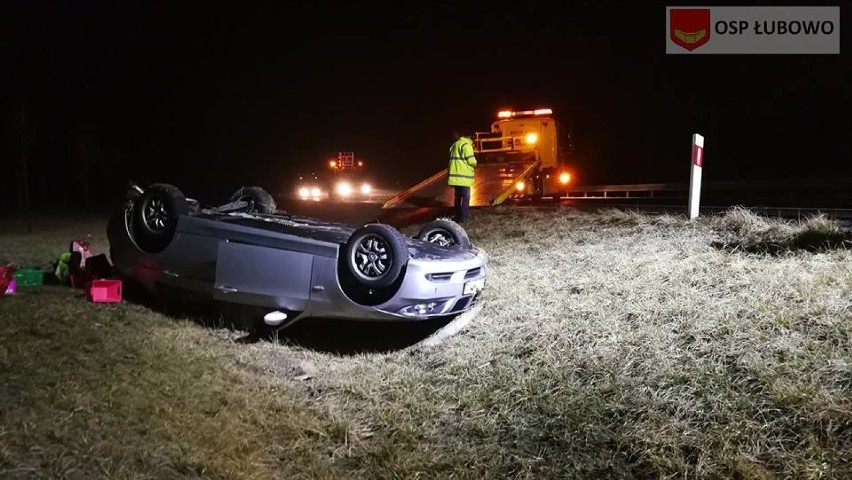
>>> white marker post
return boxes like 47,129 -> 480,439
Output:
688,133 -> 704,220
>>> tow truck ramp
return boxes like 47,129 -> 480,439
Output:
383,159 -> 540,209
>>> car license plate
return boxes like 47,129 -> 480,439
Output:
463,278 -> 485,295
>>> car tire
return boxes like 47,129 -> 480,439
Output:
131,183 -> 189,254
344,224 -> 408,288
416,218 -> 471,249
230,186 -> 277,214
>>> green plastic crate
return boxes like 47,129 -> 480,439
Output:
13,268 -> 44,287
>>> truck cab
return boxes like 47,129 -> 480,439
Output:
326,152 -> 373,200
295,152 -> 374,201
473,108 -> 573,197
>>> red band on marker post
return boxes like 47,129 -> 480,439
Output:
693,145 -> 703,167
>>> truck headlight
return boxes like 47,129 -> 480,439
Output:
336,182 -> 352,196
525,133 -> 538,144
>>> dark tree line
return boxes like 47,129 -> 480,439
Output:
2,99 -> 130,215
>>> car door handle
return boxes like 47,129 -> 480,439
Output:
216,285 -> 238,294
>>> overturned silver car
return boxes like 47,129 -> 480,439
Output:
107,183 -> 487,330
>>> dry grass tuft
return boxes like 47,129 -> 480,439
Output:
712,207 -> 851,254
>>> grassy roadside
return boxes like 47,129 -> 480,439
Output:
0,289 -> 353,479
1,207 -> 851,478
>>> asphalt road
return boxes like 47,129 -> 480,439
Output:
279,196 -> 458,228
277,184 -> 852,229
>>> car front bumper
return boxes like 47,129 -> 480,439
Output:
305,247 -> 488,321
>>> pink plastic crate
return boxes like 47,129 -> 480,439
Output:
86,279 -> 122,303
0,265 -> 15,294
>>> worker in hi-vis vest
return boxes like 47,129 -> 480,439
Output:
447,131 -> 477,223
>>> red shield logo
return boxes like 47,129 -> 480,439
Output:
670,9 -> 711,51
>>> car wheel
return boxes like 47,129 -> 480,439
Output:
344,224 -> 408,288
230,186 -> 277,214
416,218 -> 471,249
131,183 -> 189,254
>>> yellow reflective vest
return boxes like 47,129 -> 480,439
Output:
448,137 -> 477,187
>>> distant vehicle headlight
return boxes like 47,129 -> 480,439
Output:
559,172 -> 571,185
336,182 -> 352,196
515,180 -> 525,192
311,187 -> 321,197
361,183 -> 372,194
298,187 -> 310,198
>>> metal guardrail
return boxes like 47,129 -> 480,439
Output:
563,182 -> 683,197
560,178 -> 852,198
385,176 -> 852,209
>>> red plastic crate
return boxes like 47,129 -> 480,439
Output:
0,266 -> 13,294
86,279 -> 122,303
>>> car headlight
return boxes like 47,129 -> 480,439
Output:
336,182 -> 352,196
361,183 -> 372,194
298,187 -> 309,198
311,187 -> 321,197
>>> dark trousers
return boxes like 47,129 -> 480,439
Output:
453,186 -> 470,222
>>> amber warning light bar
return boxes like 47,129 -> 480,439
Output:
497,108 -> 553,119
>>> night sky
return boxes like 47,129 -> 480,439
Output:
3,1 -> 850,207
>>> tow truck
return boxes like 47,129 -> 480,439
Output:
383,108 -> 573,208
296,152 -> 374,201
